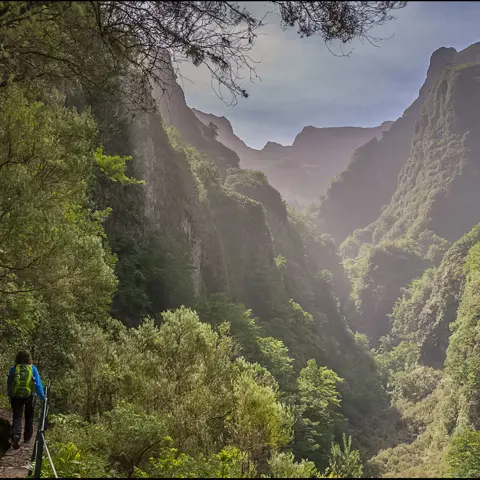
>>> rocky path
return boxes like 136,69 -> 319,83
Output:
0,407 -> 36,478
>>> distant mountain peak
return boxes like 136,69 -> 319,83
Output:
191,108 -> 235,136
193,108 -> 391,205
261,141 -> 285,151
427,46 -> 457,78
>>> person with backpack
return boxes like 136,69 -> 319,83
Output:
7,350 -> 45,450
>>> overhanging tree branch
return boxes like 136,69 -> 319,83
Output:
0,1 -> 407,107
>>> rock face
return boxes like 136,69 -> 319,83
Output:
153,63 -> 241,174
342,42 -> 480,348
0,417 -> 10,459
416,226 -> 480,369
99,58 -> 403,456
315,44 -> 480,244
193,108 -> 391,207
362,61 -> 480,245
191,108 -> 257,166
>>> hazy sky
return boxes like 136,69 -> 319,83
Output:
178,1 -> 480,150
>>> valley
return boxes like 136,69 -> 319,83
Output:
1,2 -> 479,478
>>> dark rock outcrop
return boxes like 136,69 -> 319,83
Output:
0,417 -> 11,459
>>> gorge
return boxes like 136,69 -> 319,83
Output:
1,2 -> 480,478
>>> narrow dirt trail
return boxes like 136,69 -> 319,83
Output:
0,407 -> 36,478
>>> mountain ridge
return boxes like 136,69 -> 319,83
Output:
315,42 -> 480,243
192,108 -> 392,206
339,44 -> 480,348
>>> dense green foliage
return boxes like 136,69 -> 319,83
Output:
42,309 -> 297,478
0,81 -> 125,380
338,55 -> 480,349
357,226 -> 480,477
366,233 -> 480,477
445,429 -> 480,478
3,2 -> 480,479
313,44 -> 480,478
0,2 -> 380,477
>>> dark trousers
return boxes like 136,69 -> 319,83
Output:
10,396 -> 35,441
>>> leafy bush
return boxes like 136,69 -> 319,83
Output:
445,429 -> 480,478
267,451 -> 320,478
293,360 -> 344,468
134,443 -> 256,478
325,434 -> 363,478
43,307 -> 295,477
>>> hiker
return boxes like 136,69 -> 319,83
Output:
7,350 -> 45,450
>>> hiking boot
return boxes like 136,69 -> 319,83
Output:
12,435 -> 20,450
24,432 -> 33,443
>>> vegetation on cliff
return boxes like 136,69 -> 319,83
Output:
2,2 -> 480,479
0,1 -> 407,478
339,58 -> 480,347
367,232 -> 480,477
337,51 -> 480,478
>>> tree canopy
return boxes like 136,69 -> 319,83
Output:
0,1 -> 407,105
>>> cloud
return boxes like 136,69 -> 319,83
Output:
177,2 -> 480,149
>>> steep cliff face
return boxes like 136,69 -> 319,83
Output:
192,108 -> 259,166
339,44 -> 480,347
193,108 -> 391,207
153,65 -> 240,174
97,108 -> 224,325
223,168 -> 403,456
388,225 -> 480,370
364,61 -> 480,245
95,66 -> 404,458
225,169 -> 345,317
315,46 -> 462,243
104,112 -> 288,328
